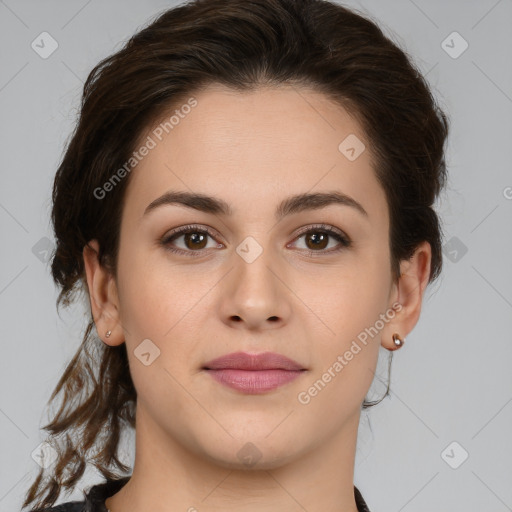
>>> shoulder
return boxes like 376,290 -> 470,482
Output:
30,476 -> 130,512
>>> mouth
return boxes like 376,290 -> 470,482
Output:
203,368 -> 306,394
202,351 -> 307,394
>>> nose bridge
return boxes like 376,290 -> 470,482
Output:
222,233 -> 289,327
233,233 -> 279,294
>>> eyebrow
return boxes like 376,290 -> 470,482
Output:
143,190 -> 368,221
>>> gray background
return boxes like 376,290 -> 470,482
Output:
1,0 -> 511,511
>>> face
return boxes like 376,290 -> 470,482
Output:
86,83 -> 428,470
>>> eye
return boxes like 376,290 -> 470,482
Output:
288,224 -> 351,256
160,224 -> 222,256
160,223 -> 351,257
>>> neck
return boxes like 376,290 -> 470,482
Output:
105,404 -> 361,512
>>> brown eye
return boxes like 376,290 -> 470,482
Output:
304,231 -> 329,250
182,232 -> 208,250
161,223 -> 351,258
161,225 -> 221,256
290,224 -> 351,255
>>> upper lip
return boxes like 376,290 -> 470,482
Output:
202,351 -> 305,371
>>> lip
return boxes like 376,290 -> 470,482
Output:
202,351 -> 305,371
202,351 -> 307,394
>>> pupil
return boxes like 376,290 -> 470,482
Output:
187,233 -> 206,248
308,232 -> 327,249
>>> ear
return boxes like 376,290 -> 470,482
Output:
381,241 -> 432,350
83,239 -> 124,346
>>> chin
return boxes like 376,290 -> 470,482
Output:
204,445 -> 299,472
193,430 -> 305,471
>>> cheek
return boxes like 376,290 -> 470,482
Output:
116,247 -> 212,365
115,253 -> 199,405
297,274 -> 388,415
300,249 -> 391,384
116,254 -> 165,334
116,238 -> 187,321
308,251 -> 390,332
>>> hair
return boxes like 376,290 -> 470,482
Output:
23,0 -> 449,509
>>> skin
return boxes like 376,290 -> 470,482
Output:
84,83 -> 431,512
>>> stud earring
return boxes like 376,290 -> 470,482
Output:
392,333 -> 404,349
105,330 -> 112,338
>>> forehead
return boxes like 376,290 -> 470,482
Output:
122,83 -> 387,224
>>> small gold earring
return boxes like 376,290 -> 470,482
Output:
105,330 -> 112,338
392,333 -> 404,349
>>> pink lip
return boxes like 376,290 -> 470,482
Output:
202,351 -> 307,394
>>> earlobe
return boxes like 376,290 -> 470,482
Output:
381,241 -> 432,351
82,239 -> 124,346
391,332 -> 405,350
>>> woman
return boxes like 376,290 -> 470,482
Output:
24,0 -> 449,510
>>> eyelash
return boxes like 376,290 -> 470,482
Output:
160,223 -> 352,257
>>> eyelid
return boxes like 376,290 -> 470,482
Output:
292,223 -> 348,241
164,223 -> 220,239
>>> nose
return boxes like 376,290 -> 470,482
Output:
218,242 -> 292,331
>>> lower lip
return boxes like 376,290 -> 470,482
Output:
205,369 -> 304,394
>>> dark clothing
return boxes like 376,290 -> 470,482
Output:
35,477 -> 371,511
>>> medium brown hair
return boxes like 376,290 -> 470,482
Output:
23,0 -> 449,509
